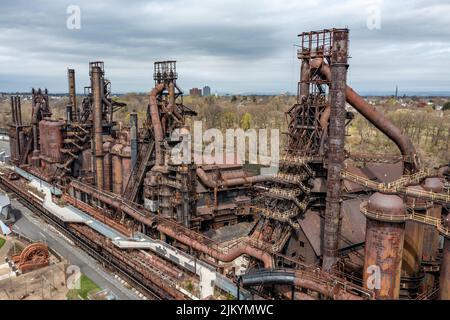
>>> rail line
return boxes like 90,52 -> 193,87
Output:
0,173 -> 170,300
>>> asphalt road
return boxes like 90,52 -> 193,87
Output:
7,194 -> 141,300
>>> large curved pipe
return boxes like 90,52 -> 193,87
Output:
310,58 -> 419,172
241,269 -> 364,300
149,83 -> 165,166
157,223 -> 273,268
196,167 -> 271,188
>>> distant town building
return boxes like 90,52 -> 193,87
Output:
202,86 -> 211,96
189,88 -> 202,97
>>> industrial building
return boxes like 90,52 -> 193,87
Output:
0,29 -> 449,300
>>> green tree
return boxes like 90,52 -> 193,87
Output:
240,112 -> 252,130
222,112 -> 237,128
443,101 -> 450,110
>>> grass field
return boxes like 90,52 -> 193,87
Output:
66,274 -> 100,300
0,237 -> 5,250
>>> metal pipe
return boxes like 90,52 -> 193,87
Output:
241,269 -> 363,300
322,29 -> 348,272
66,105 -> 72,124
196,167 -> 271,188
92,66 -> 104,190
70,180 -> 155,227
310,58 -> 419,173
149,83 -> 165,166
17,96 -> 22,125
31,89 -> 40,166
299,59 -> 310,101
10,96 -> 16,125
68,69 -> 77,122
156,223 -> 274,268
130,111 -> 138,170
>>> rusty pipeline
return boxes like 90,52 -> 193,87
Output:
196,167 -> 271,188
310,58 -> 419,173
149,83 -> 165,166
156,223 -> 274,268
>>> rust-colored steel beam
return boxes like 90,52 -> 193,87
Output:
92,66 -> 104,190
322,29 -> 349,272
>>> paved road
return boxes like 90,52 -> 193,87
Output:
7,195 -> 141,300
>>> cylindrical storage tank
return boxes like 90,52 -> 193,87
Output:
402,185 -> 427,293
38,120 -> 48,160
421,178 -> 444,263
121,145 -> 132,195
363,192 -> 406,299
111,143 -> 123,195
39,120 -> 65,162
103,140 -> 113,192
439,216 -> 450,300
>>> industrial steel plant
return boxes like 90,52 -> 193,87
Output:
1,28 -> 449,300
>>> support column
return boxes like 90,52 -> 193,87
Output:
322,29 -> 349,272
68,69 -> 77,122
130,111 -> 138,170
92,66 -> 104,190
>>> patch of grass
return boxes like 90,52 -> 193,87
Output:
66,274 -> 100,300
0,237 -> 5,250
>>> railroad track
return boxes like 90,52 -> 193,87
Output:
0,174 -> 167,300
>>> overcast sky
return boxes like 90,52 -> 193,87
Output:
1,0 -> 450,94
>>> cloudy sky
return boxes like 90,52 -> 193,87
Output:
0,0 -> 450,94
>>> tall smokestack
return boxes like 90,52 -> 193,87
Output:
322,29 -> 349,272
31,89 -> 40,167
68,69 -> 77,122
16,96 -> 22,125
130,111 -> 138,170
92,66 -> 104,190
10,96 -> 16,125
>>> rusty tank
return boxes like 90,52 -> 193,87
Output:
363,192 -> 406,299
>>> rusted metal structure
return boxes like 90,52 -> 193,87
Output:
68,68 -> 77,122
11,242 -> 50,273
322,29 -> 349,272
4,28 -> 450,300
362,193 -> 406,299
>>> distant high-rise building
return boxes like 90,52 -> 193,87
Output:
189,88 -> 202,97
203,86 -> 211,96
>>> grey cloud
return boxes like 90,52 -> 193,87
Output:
0,0 -> 449,93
